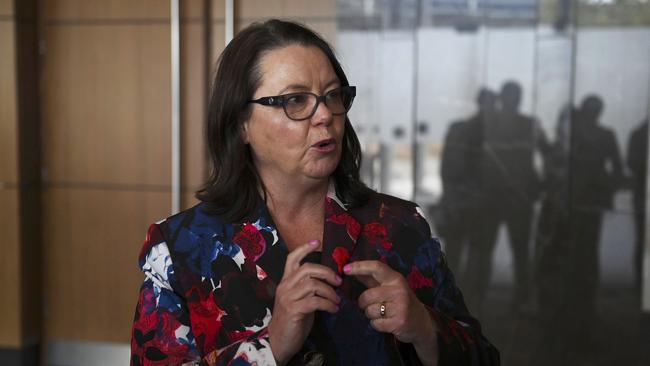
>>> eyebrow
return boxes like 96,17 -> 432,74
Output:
277,78 -> 340,95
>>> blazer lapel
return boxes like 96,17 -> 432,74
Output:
321,192 -> 361,275
244,202 -> 288,286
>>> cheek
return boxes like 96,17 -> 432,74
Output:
249,120 -> 306,156
275,123 -> 307,145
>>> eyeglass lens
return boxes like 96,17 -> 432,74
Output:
285,88 -> 354,120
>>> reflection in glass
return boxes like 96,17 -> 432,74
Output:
337,0 -> 650,364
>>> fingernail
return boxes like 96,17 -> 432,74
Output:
343,264 -> 351,273
309,240 -> 319,247
335,275 -> 342,284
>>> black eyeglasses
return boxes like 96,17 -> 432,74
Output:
248,86 -> 356,121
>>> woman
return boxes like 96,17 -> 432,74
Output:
131,19 -> 499,366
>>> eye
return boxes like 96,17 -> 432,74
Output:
286,93 -> 309,106
326,89 -> 341,100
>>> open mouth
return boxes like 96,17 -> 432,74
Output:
312,138 -> 336,151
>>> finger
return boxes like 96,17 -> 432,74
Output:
296,296 -> 339,314
369,318 -> 395,333
286,263 -> 342,288
352,274 -> 380,289
358,286 -> 395,310
283,240 -> 320,278
288,278 -> 340,305
343,260 -> 396,286
363,301 -> 391,319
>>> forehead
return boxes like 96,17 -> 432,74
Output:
257,45 -> 338,92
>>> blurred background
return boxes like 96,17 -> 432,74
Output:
1,0 -> 649,365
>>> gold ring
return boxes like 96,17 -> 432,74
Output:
379,302 -> 387,317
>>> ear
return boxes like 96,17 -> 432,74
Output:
240,120 -> 250,144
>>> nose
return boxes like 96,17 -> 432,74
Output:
310,98 -> 333,126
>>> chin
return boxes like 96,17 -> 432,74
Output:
304,155 -> 341,179
306,163 -> 339,180
307,170 -> 336,180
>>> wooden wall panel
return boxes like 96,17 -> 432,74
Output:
234,18 -> 338,49
43,188 -> 169,341
304,21 -> 338,47
0,7 -> 21,349
237,0 -> 336,18
183,192 -> 200,211
209,20 -> 226,72
40,0 -> 174,345
41,24 -> 171,186
180,1 -> 226,210
0,189 -> 20,347
181,22 -> 208,193
41,0 -> 168,21
236,0 -> 333,19
19,188 -> 42,342
180,22 -> 226,193
182,0 -> 225,20
13,0 -> 44,350
0,21 -> 17,184
0,0 -> 12,16
235,0 -> 338,46
283,0 -> 337,18
237,0 -> 285,19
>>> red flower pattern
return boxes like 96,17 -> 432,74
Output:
327,213 -> 361,241
138,224 -> 165,263
362,222 -> 393,250
132,286 -> 194,365
332,246 -> 351,274
233,223 -> 265,260
407,265 -> 434,290
134,296 -> 159,335
227,329 -> 255,344
188,290 -> 224,355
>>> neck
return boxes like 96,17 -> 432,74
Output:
262,176 -> 329,219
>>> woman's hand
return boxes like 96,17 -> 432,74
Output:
344,260 -> 439,366
268,240 -> 342,365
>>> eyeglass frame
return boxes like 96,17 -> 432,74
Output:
247,86 -> 356,121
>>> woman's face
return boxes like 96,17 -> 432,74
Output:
242,45 -> 345,187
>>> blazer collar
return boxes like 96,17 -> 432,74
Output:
321,188 -> 360,275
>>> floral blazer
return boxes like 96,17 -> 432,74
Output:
130,190 -> 499,365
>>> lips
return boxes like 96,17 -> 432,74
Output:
312,138 -> 337,152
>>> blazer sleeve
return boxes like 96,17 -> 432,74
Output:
398,207 -> 500,366
131,224 -> 277,366
131,224 -> 201,365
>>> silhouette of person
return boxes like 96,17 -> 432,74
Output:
531,104 -> 575,365
627,117 -> 648,295
438,88 -> 496,291
567,94 -> 623,336
535,103 -> 573,291
468,81 -> 550,315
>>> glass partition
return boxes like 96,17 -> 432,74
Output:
337,0 -> 650,363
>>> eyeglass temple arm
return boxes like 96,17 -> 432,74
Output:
249,96 -> 283,106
